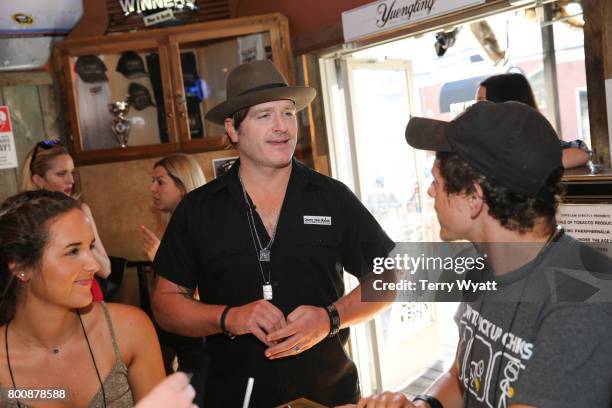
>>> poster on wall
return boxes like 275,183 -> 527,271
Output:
0,106 -> 19,170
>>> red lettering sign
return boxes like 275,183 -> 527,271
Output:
0,106 -> 11,133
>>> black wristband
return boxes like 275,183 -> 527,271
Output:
325,303 -> 340,337
220,305 -> 236,339
413,395 -> 443,408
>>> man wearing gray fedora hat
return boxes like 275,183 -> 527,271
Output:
152,60 -> 395,407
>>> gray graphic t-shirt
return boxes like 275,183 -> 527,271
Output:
454,234 -> 612,408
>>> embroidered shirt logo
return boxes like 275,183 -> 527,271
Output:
304,215 -> 332,226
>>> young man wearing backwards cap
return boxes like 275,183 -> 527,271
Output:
152,60 -> 395,407
351,101 -> 612,408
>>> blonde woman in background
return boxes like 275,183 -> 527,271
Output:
21,139 -> 111,300
140,154 -> 206,262
140,153 -> 207,407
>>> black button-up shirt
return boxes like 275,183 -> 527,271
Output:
155,159 -> 394,407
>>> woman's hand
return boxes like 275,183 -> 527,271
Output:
134,372 -> 197,408
140,225 -> 161,262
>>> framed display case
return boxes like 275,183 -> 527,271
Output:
54,13 -> 294,165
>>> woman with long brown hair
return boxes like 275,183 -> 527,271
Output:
0,190 -> 165,407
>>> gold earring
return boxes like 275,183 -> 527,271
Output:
20,273 -> 25,278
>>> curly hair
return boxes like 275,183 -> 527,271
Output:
0,190 -> 80,325
436,152 -> 563,233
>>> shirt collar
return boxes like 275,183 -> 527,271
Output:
209,157 -> 324,200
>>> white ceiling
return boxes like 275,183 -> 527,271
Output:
0,0 -> 83,36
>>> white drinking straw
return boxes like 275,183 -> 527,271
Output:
242,377 -> 255,408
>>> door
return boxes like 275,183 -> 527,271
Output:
331,57 -> 443,393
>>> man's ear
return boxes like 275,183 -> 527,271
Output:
31,174 -> 45,189
225,118 -> 239,144
468,182 -> 485,219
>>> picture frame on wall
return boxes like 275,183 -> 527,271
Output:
212,156 -> 238,178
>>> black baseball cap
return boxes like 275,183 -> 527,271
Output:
75,55 -> 108,83
116,51 -> 148,79
405,101 -> 562,197
128,82 -> 156,111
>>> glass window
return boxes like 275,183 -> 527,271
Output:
320,0 -> 588,396
72,50 -> 166,151
178,32 -> 273,139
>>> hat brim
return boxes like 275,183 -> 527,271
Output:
205,86 -> 316,125
78,72 -> 109,83
405,117 -> 453,152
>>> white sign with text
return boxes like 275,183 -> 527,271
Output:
558,203 -> 612,244
342,0 -> 485,42
0,106 -> 18,170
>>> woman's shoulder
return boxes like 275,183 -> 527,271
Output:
79,201 -> 92,215
92,302 -> 157,360
85,302 -> 155,345
104,302 -> 155,333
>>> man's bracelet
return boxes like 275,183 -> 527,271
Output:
413,394 -> 443,408
220,305 -> 236,339
325,303 -> 340,337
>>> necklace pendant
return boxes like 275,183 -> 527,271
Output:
259,248 -> 271,262
263,284 -> 273,300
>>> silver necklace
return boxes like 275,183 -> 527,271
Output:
239,175 -> 280,300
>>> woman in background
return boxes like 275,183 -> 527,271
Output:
477,72 -> 591,169
0,190 -> 165,407
140,153 -> 206,408
140,154 -> 206,261
21,139 -> 111,300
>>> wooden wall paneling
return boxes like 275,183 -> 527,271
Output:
167,22 -> 272,44
605,0 -> 612,76
39,80 -> 66,141
2,86 -> 46,162
54,48 -> 85,157
158,40 -> 181,145
59,39 -> 164,58
582,0 -> 610,165
293,55 -> 314,168
299,53 -> 331,176
68,0 -> 109,39
0,73 -> 53,87
166,40 -> 191,144
269,16 -> 294,85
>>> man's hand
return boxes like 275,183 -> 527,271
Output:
264,305 -> 330,359
336,392 -> 415,408
140,225 -> 161,262
225,300 -> 287,346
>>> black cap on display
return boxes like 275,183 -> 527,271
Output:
116,51 -> 148,79
75,55 -> 108,83
128,82 -> 156,111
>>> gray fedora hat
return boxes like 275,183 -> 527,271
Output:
205,60 -> 316,125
